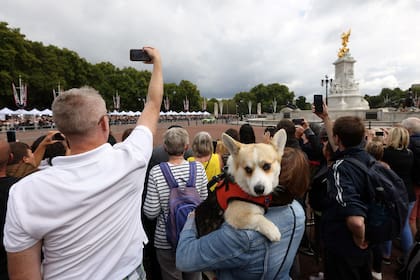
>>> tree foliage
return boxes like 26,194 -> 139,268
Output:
232,83 -> 294,114
365,87 -> 408,109
0,22 -> 199,112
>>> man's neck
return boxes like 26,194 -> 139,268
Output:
0,168 -> 7,178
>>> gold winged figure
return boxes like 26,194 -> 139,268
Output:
338,29 -> 351,58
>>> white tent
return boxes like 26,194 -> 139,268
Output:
40,109 -> 52,116
0,107 -> 15,115
28,108 -> 42,115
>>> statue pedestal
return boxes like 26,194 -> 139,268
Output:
328,54 -> 369,110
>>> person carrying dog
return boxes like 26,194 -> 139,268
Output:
176,146 -> 311,279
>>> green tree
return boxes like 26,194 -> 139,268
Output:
295,96 -> 311,110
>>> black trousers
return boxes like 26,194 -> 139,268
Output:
324,248 -> 372,280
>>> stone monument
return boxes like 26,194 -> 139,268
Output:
328,29 -> 370,110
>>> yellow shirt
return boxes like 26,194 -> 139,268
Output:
188,153 -> 222,190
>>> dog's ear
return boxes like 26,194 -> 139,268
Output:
271,129 -> 287,157
222,133 -> 241,156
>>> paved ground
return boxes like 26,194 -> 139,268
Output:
1,120 -> 405,279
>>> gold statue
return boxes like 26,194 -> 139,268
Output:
338,29 -> 351,58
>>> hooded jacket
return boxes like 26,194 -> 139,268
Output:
321,146 -> 372,257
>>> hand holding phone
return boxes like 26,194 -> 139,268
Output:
130,49 -> 151,62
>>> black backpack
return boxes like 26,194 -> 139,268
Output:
344,157 -> 409,244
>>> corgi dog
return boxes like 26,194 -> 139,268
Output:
220,128 -> 287,241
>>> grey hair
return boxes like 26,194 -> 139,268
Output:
191,131 -> 213,157
52,87 -> 107,135
163,127 -> 189,156
401,117 -> 420,134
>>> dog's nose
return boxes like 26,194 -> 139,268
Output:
254,184 -> 265,195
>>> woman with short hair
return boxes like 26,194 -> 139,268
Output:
188,131 -> 223,191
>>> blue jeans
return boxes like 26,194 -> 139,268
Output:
383,201 -> 415,257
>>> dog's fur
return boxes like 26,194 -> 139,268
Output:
195,129 -> 287,242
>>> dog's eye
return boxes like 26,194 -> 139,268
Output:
244,166 -> 253,174
262,163 -> 271,171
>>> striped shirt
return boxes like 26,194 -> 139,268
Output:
143,160 -> 208,249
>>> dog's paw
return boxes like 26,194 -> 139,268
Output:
265,226 -> 281,242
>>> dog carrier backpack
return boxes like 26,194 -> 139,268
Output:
160,161 -> 202,249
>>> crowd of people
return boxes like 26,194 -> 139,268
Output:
1,46 -> 420,280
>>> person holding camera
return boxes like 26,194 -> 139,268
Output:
4,47 -> 162,280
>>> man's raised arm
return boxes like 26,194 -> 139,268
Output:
137,47 -> 163,135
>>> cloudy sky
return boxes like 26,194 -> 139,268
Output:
1,0 -> 420,101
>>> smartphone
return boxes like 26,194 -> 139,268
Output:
129,49 -> 151,61
52,132 -> 65,140
292,118 -> 304,126
375,131 -> 384,137
314,94 -> 323,113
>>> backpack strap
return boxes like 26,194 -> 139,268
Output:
160,162 -> 179,189
186,161 -> 196,188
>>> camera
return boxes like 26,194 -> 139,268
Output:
314,94 -> 323,113
129,49 -> 151,61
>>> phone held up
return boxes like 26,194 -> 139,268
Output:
314,94 -> 323,113
129,49 -> 151,62
292,118 -> 304,126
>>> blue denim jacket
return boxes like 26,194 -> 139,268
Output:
176,200 -> 305,280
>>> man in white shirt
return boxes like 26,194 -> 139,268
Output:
4,47 -> 163,280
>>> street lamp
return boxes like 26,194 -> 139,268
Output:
321,75 -> 333,105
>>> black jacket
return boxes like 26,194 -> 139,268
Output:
322,146 -> 372,257
409,134 -> 420,186
383,147 -> 415,202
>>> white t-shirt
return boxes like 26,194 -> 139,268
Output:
4,125 -> 152,280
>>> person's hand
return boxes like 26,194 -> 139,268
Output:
353,235 -> 369,250
41,131 -> 63,146
295,126 -> 304,139
143,47 -> 161,65
301,119 -> 309,130
313,103 -> 329,121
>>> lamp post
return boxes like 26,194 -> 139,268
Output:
321,75 -> 333,105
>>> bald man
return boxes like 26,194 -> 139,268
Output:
0,140 -> 19,279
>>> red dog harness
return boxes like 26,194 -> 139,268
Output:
215,179 -> 272,212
